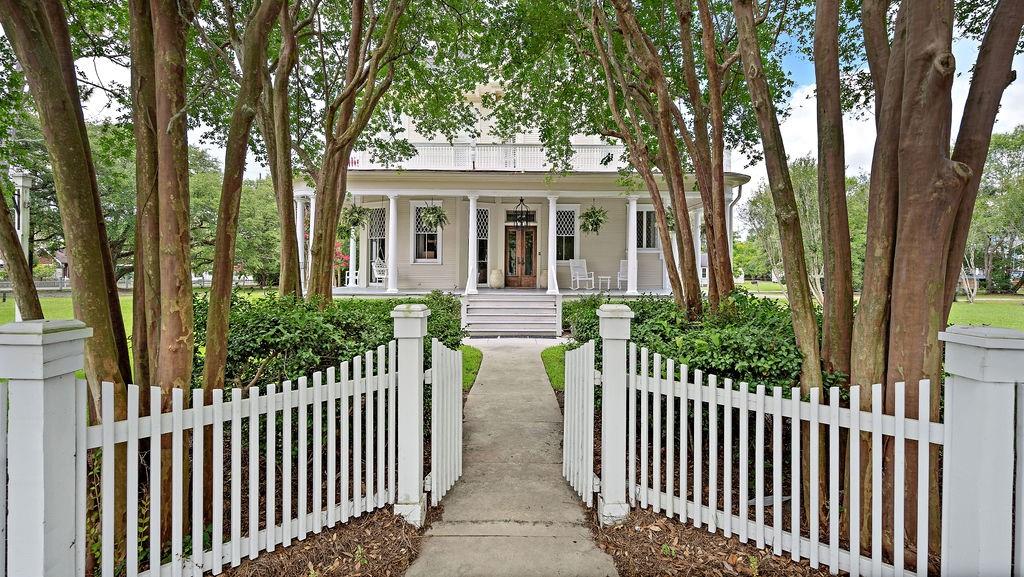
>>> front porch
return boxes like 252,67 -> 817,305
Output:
290,170 -> 750,298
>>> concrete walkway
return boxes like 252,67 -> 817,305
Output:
406,338 -> 617,577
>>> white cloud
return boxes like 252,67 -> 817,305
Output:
734,40 -> 1024,234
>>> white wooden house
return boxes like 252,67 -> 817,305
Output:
292,105 -> 750,335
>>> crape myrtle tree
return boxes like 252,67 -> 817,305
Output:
480,0 -> 794,319
732,0 -> 1023,556
297,0 -> 484,304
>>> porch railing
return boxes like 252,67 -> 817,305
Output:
348,143 -> 628,172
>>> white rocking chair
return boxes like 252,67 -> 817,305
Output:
616,259 -> 629,290
371,259 -> 388,285
569,259 -> 595,290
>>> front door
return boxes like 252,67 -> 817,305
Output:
505,226 -> 537,288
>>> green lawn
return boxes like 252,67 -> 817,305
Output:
949,299 -> 1024,331
739,280 -> 786,293
461,345 -> 483,391
541,344 -> 567,391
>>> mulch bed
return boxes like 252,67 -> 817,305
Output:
221,505 -> 424,577
586,507 -> 833,577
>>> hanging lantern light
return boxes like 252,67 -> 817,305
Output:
511,197 -> 530,229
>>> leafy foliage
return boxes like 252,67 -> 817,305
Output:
566,291 -> 818,391
192,291 -> 464,389
580,205 -> 609,234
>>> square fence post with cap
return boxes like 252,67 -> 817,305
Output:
0,319 -> 92,577
598,303 -> 633,525
939,325 -> 1024,577
392,304 -> 430,526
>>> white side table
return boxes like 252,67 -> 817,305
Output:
597,275 -> 611,291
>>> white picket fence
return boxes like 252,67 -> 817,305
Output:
0,304 -> 465,577
428,338 -> 464,505
562,340 -> 596,506
565,304 -> 1024,577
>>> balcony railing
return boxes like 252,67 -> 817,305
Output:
348,143 -> 628,172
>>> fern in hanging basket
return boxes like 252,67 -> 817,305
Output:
420,204 -> 449,229
341,205 -> 372,230
580,205 -> 608,234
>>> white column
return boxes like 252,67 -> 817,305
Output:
465,195 -> 479,295
598,304 -> 633,525
295,196 -> 306,293
547,195 -> 559,294
0,319 -> 93,576
347,229 -> 357,287
307,195 -> 316,283
386,193 -> 399,293
692,208 -> 703,284
12,173 -> 31,322
940,326 -> 1023,576
625,196 -> 638,295
392,304 -> 430,526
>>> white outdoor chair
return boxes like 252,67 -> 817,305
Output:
372,259 -> 388,285
569,259 -> 595,290
616,259 -> 629,290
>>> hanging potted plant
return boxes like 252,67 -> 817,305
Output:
420,203 -> 449,229
579,204 -> 608,234
341,205 -> 371,230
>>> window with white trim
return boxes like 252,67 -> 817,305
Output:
476,207 -> 489,283
555,207 -> 578,261
636,208 -> 660,249
412,203 -> 442,263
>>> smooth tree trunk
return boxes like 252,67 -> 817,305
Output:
130,0 -> 160,394
813,0 -> 853,379
0,192 -> 43,319
731,0 -> 822,394
151,0 -> 194,538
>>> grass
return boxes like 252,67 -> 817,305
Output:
738,280 -> 785,293
541,344 -> 567,391
461,345 -> 483,391
949,299 -> 1024,331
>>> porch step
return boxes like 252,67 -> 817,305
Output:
463,292 -> 560,337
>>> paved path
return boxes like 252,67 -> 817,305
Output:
406,338 -> 617,577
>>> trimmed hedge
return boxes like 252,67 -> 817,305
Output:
565,290 -> 818,391
193,290 -> 464,388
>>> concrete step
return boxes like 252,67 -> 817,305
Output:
466,302 -> 556,311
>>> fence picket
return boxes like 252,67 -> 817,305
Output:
653,354 -> 662,513
101,381 -> 114,577
192,389 -> 205,575
755,383 -> 765,549
248,386 -> 259,560
313,371 -> 324,531
354,356 -> 363,516
723,378 -> 732,537
917,379 -> 931,577
265,382 -> 277,551
77,379 -> 89,577
665,359 -> 675,520
708,374 -> 718,533
126,385 -> 139,577
738,381 -> 749,544
849,385 -> 861,577
871,383 -> 882,577
341,362 -> 352,522
586,341 -> 596,507
694,369 -> 703,529
829,386 -> 840,573
790,385 -> 800,562
680,365 -> 690,524
364,351 -> 375,511
213,388 -> 225,574
230,386 -> 241,565
328,368 -> 337,526
172,388 -> 184,577
639,348 -> 649,509
281,380 -> 292,547
894,382 -> 906,577
809,386 -> 820,568
298,376 -> 308,540
772,386 -> 783,556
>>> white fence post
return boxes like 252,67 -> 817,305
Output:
597,303 -> 633,525
392,304 -> 430,526
939,325 -> 1024,576
0,319 -> 92,577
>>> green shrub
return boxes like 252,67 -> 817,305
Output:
32,263 -> 57,280
193,290 -> 464,388
567,290 -> 812,391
